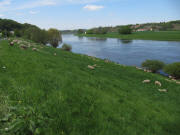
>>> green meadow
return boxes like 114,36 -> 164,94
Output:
78,31 -> 180,41
0,39 -> 180,135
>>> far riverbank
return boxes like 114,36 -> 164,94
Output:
77,31 -> 180,41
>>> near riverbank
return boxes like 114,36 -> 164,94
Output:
0,38 -> 180,135
77,31 -> 180,41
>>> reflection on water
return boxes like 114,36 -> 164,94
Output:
87,37 -> 107,42
117,39 -> 133,44
77,36 -> 84,40
60,34 -> 180,66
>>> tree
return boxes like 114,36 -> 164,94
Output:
118,26 -> 132,34
48,28 -> 62,48
95,27 -> 108,34
2,30 -> 10,37
77,29 -> 84,34
14,29 -> 22,37
86,29 -> 94,34
23,27 -> 49,44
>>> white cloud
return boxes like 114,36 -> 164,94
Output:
0,0 -> 11,7
66,0 -> 101,4
83,5 -> 104,11
0,0 -> 104,14
29,11 -> 39,14
17,0 -> 57,10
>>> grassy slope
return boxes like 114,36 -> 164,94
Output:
78,31 -> 180,41
0,39 -> 180,135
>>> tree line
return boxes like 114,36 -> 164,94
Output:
0,18 -> 62,48
77,20 -> 180,35
78,25 -> 132,35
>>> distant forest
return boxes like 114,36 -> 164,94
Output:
61,20 -> 180,34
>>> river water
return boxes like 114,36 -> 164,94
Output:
60,34 -> 180,66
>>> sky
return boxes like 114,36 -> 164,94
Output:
0,0 -> 180,30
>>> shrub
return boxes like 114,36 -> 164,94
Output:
118,26 -> 132,34
86,29 -> 94,34
142,60 -> 165,73
164,62 -> 180,79
62,44 -> 72,51
77,29 -> 84,34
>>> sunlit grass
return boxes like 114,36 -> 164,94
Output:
0,39 -> 180,135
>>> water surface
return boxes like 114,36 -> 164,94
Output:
60,34 -> 180,66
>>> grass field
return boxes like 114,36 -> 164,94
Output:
77,31 -> 180,41
0,38 -> 180,135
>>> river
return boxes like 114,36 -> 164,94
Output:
60,34 -> 180,66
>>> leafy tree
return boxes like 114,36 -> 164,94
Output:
14,29 -> 22,37
160,23 -> 173,31
2,30 -> 11,37
86,29 -> 94,34
0,19 -> 22,31
77,29 -> 84,34
95,27 -> 108,34
118,26 -> 132,34
48,28 -> 62,48
23,27 -> 49,44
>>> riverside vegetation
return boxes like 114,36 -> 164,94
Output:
77,31 -> 180,41
0,19 -> 62,48
0,38 -> 180,135
76,20 -> 180,41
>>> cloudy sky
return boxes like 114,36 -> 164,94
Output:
0,0 -> 180,30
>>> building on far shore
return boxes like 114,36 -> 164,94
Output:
136,28 -> 153,32
136,28 -> 148,32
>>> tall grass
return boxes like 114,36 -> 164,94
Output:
0,39 -> 180,134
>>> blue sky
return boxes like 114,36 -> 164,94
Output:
0,0 -> 180,30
